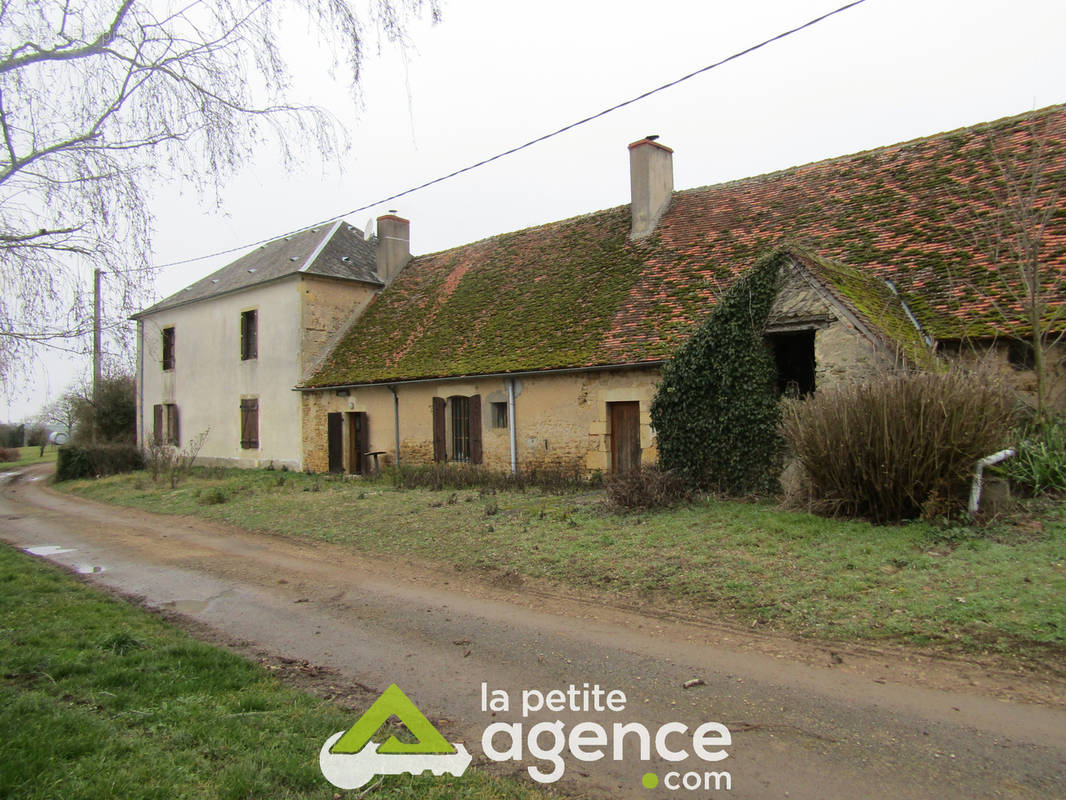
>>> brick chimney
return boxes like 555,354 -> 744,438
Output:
375,214 -> 411,284
628,138 -> 673,240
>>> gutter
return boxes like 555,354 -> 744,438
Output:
507,378 -> 517,475
884,278 -> 933,348
296,359 -> 665,393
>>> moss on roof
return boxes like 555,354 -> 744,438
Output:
304,104 -> 1066,387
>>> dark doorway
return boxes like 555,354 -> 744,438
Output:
609,401 -> 641,473
346,412 -> 369,474
768,330 -> 816,396
327,412 -> 343,473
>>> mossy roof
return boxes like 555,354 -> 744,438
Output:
305,104 -> 1066,388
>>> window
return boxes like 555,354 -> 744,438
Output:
450,395 -> 471,460
432,395 -> 482,464
767,330 -> 816,397
161,326 -> 175,370
240,309 -> 258,360
152,403 -> 179,445
491,401 -> 508,429
240,398 -> 259,449
1008,339 -> 1035,371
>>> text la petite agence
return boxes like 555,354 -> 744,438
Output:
479,682 -> 731,783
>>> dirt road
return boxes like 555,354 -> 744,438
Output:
2,466 -> 1064,799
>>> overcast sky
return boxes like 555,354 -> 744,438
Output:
12,0 -> 1066,422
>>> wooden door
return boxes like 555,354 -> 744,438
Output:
347,412 -> 369,474
609,402 -> 641,473
327,412 -> 343,473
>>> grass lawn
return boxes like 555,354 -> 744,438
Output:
0,445 -> 59,469
0,544 -> 555,800
59,467 -> 1066,671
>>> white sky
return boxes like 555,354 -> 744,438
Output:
11,0 -> 1066,421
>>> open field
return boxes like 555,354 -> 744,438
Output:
0,445 -> 58,469
0,543 -> 555,800
59,467 -> 1066,671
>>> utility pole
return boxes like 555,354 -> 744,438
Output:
93,269 -> 102,442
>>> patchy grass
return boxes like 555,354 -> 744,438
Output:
0,445 -> 59,469
59,468 -> 1066,670
0,544 -> 556,800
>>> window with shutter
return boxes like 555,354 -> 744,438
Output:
432,397 -> 446,462
240,398 -> 259,449
161,327 -> 175,370
166,404 -> 180,446
240,309 -> 258,360
153,404 -> 164,444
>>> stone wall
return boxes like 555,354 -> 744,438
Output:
301,368 -> 662,474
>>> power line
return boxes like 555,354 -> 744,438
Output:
142,0 -> 868,273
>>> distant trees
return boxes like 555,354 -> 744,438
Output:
39,374 -> 135,444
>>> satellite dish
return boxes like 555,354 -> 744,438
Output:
363,217 -> 376,241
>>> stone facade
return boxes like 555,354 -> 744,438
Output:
301,368 -> 661,474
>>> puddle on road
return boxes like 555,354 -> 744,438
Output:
25,545 -> 76,557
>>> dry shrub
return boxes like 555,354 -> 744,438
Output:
605,466 -> 689,512
0,447 -> 20,463
391,463 -> 598,494
782,369 -> 1016,522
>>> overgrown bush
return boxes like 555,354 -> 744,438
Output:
782,370 -> 1016,522
0,447 -> 20,463
390,463 -> 599,493
605,466 -> 689,511
651,250 -> 786,494
55,444 -> 143,481
1007,417 -> 1066,495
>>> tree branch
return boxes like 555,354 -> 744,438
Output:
0,0 -> 134,75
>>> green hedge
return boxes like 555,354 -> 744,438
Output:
55,444 -> 143,481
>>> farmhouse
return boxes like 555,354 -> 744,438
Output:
135,105 -> 1066,473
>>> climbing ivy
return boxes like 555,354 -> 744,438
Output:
651,250 -> 786,494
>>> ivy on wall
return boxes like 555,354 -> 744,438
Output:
651,250 -> 787,494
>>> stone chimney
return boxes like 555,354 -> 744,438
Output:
375,214 -> 411,284
628,138 -> 674,240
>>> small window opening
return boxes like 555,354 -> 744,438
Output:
1007,339 -> 1035,371
767,330 -> 816,397
450,395 -> 470,461
491,402 -> 508,429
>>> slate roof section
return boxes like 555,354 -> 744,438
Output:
303,105 -> 1066,388
136,220 -> 381,317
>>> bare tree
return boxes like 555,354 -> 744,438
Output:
0,0 -> 438,383
952,111 -> 1066,424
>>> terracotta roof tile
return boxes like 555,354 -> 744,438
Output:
305,105 -> 1066,387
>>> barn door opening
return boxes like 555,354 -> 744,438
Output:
327,412 -> 343,473
609,401 -> 641,473
767,330 -> 816,396
346,412 -> 369,474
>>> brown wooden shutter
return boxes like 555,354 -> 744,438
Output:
469,394 -> 482,465
432,397 -> 446,462
167,405 -> 180,446
241,399 -> 259,448
153,404 -> 163,444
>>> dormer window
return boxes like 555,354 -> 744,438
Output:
161,326 -> 175,370
240,309 -> 258,360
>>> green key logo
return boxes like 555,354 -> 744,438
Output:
319,684 -> 471,789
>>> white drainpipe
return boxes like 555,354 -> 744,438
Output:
507,379 -> 517,475
969,448 -> 1014,517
